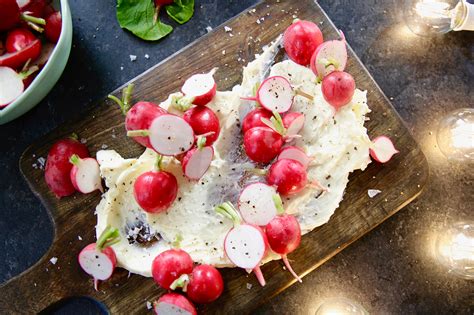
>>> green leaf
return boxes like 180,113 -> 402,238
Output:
117,0 -> 173,41
166,0 -> 194,24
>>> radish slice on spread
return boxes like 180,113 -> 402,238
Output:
369,136 -> 399,163
154,293 -> 197,315
180,68 -> 217,106
69,155 -> 103,194
277,146 -> 312,169
0,66 -> 24,107
215,202 -> 268,286
310,30 -> 347,79
283,112 -> 305,137
182,137 -> 214,180
238,182 -> 279,226
78,226 -> 120,291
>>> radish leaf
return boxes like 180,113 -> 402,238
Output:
117,0 -> 173,41
166,0 -> 194,24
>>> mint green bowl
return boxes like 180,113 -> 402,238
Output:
0,0 -> 72,125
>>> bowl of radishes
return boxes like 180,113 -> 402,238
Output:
0,0 -> 72,125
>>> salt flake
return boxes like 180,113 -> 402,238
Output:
146,301 -> 152,310
49,257 -> 58,265
246,283 -> 252,290
368,189 -> 382,198
129,55 -> 137,62
205,26 -> 213,33
224,26 -> 232,32
144,54 -> 150,59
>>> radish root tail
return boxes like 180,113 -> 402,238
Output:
253,265 -> 266,287
282,255 -> 302,283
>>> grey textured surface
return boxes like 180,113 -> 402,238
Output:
0,0 -> 473,314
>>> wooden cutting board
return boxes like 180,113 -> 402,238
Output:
0,0 -> 429,314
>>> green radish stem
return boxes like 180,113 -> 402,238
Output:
215,202 -> 242,226
69,154 -> 81,166
69,133 -> 79,141
171,94 -> 194,111
108,84 -> 135,115
294,89 -> 314,101
169,274 -> 190,291
260,111 -> 286,135
172,234 -> 183,248
21,14 -> 46,33
127,129 -> 150,137
196,136 -> 207,150
96,226 -> 120,251
154,155 -> 163,171
273,194 -> 285,215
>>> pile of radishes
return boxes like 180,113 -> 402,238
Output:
0,0 -> 62,108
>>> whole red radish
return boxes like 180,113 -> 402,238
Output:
44,11 -> 61,43
0,0 -> 46,32
44,134 -> 90,198
266,213 -> 302,282
283,20 -> 323,66
180,68 -> 217,106
0,39 -> 41,69
108,84 -> 167,149
369,136 -> 399,163
19,0 -> 48,18
267,159 -> 308,196
182,137 -> 214,180
133,155 -> 178,213
243,126 -> 283,164
69,154 -> 103,194
215,202 -> 268,286
242,107 -> 273,134
154,293 -> 197,315
0,42 -> 4,56
5,28 -> 37,53
0,65 -> 38,107
170,264 -> 224,304
152,249 -> 194,290
183,106 -> 220,146
282,112 -> 305,137
78,226 -> 120,291
321,71 -> 355,110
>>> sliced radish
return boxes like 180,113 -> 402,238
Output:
277,146 -> 312,169
283,112 -> 305,137
216,202 -> 268,286
182,140 -> 214,180
257,76 -> 294,113
181,68 -> 217,106
69,155 -> 103,194
78,226 -> 120,291
154,293 -> 197,315
238,183 -> 280,226
310,30 -> 347,79
369,136 -> 399,163
0,66 -> 24,107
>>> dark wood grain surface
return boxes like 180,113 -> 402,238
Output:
0,0 -> 428,314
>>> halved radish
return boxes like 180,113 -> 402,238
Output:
154,293 -> 197,315
243,76 -> 313,114
310,30 -> 347,80
182,137 -> 214,180
215,202 -> 268,286
180,68 -> 217,106
78,226 -> 120,291
277,146 -> 312,169
283,112 -> 305,137
238,182 -> 280,226
0,66 -> 24,107
69,154 -> 103,194
369,136 -> 399,163
127,114 -> 195,156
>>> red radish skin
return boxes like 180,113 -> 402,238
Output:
283,20 -> 324,66
0,39 -> 41,69
69,155 -> 103,194
78,226 -> 120,291
242,107 -> 273,134
45,136 -> 90,198
154,293 -> 197,315
238,182 -> 279,226
282,112 -> 305,137
19,0 -> 48,17
243,127 -> 283,164
151,249 -> 194,290
182,144 -> 214,180
155,0 -> 174,5
277,146 -> 312,169
321,71 -> 355,110
216,202 -> 268,286
181,68 -> 217,106
44,11 -> 61,43
0,0 -> 21,31
183,106 -> 220,146
171,265 -> 224,304
267,159 -> 308,196
265,214 -> 302,282
310,31 -> 347,79
369,136 -> 399,163
5,28 -> 36,53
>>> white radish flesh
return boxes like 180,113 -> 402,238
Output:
311,31 -> 347,79
370,136 -> 399,163
149,115 -> 195,156
181,68 -> 217,106
257,76 -> 294,113
70,156 -> 103,194
183,146 -> 214,180
238,183 -> 278,226
283,112 -> 305,137
224,224 -> 266,269
78,245 -> 114,281
0,67 -> 24,107
278,146 -> 312,169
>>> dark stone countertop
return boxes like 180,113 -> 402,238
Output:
0,0 -> 472,314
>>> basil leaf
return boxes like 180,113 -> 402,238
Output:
165,0 -> 194,24
117,0 -> 173,41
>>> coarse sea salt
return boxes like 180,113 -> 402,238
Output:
49,257 -> 58,265
146,301 -> 152,310
368,189 -> 382,198
129,55 -> 137,62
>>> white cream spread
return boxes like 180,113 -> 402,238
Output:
95,37 -> 371,277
